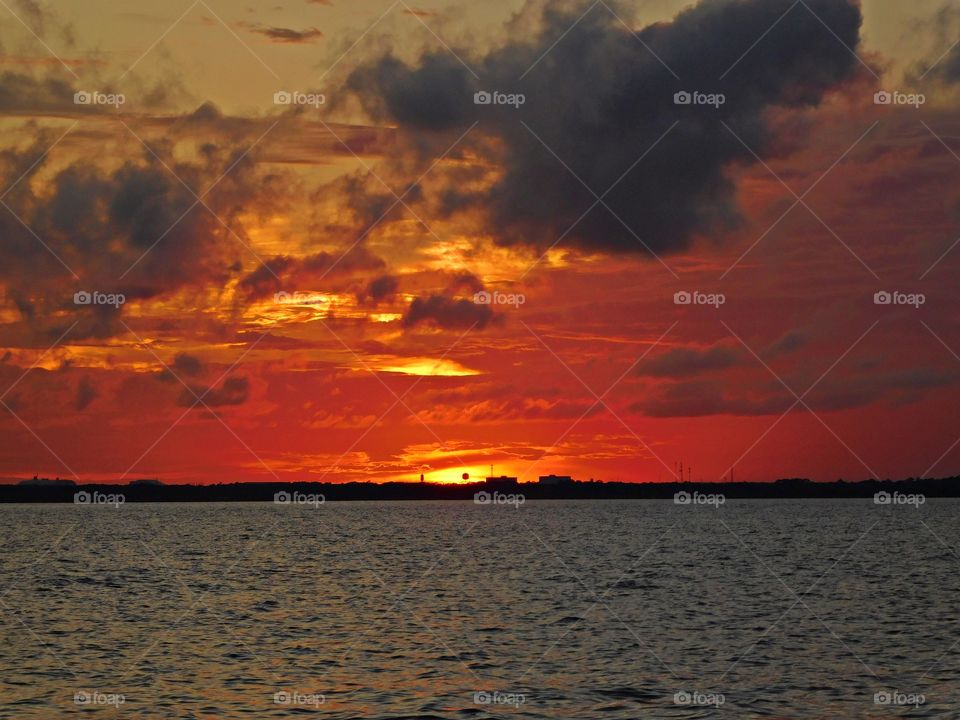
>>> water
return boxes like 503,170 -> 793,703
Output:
0,499 -> 958,718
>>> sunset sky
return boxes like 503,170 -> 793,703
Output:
1,0 -> 959,484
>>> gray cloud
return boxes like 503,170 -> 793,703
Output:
345,0 -> 865,256
403,294 -> 494,330
177,376 -> 250,408
638,344 -> 744,377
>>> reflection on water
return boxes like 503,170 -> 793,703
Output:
1,499 -> 958,718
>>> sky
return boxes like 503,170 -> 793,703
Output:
0,0 -> 959,484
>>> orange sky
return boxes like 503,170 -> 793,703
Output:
1,0 -> 960,484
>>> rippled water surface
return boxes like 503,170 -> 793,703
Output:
1,499 -> 959,718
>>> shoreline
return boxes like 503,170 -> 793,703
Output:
2,477 -> 957,502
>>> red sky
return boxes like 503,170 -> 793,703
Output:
1,0 -> 959,484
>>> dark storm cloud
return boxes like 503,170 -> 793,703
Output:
632,365 -> 956,417
909,4 -> 960,84
357,274 -> 399,304
767,331 -> 808,357
237,246 -> 386,301
0,72 -> 77,113
177,376 -> 250,407
249,26 -> 323,43
0,121 -> 275,341
172,353 -> 205,377
638,345 -> 744,377
403,295 -> 494,330
345,0 -> 864,255
157,352 -> 206,382
75,376 -> 97,411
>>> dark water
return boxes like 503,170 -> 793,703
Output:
1,499 -> 958,718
